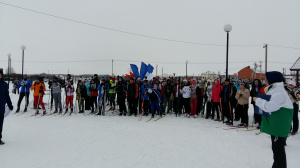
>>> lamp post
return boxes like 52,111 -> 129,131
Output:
224,24 -> 232,80
21,45 -> 26,77
7,53 -> 11,87
186,60 -> 188,79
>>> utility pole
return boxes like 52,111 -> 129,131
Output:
186,61 -> 188,79
156,64 -> 158,77
162,67 -> 163,78
112,59 -> 114,76
259,61 -> 262,81
263,44 -> 268,73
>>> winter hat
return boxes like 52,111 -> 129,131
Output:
101,78 -> 105,81
0,68 -> 3,76
225,78 -> 230,82
266,71 -> 284,85
143,80 -> 148,83
24,74 -> 28,77
288,80 -> 296,87
239,82 -> 245,86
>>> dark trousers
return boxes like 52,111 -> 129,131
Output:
212,102 -> 220,119
128,98 -> 137,115
292,103 -> 299,133
90,96 -> 97,111
173,98 -> 180,114
236,104 -> 249,125
271,136 -> 287,168
109,93 -> 116,109
17,92 -> 30,109
196,97 -> 203,115
0,113 -> 4,140
222,102 -> 231,120
253,104 -> 262,125
143,100 -> 150,114
117,96 -> 126,113
182,98 -> 191,115
206,102 -> 212,118
85,96 -> 91,110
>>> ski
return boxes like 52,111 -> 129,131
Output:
237,128 -> 258,132
255,131 -> 263,135
153,115 -> 165,122
146,117 -> 155,122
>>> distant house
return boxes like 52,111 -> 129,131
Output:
238,66 -> 265,80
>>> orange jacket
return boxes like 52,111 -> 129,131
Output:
30,82 -> 46,96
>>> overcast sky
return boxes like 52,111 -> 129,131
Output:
0,0 -> 299,77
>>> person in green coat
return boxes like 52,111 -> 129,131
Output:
254,71 -> 293,168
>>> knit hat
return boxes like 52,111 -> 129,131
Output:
266,71 -> 284,85
0,68 -> 3,76
239,82 -> 245,86
288,80 -> 296,87
225,78 -> 230,82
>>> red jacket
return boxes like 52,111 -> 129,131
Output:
211,79 -> 223,102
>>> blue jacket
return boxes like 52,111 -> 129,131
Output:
85,83 -> 91,97
0,79 -> 13,114
140,84 -> 151,100
17,79 -> 32,93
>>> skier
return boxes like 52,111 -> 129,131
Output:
152,78 -> 165,115
127,78 -> 138,116
77,81 -> 87,113
0,68 -> 14,145
211,79 -> 223,121
250,79 -> 263,128
173,79 -> 181,116
254,71 -> 293,168
65,80 -> 74,113
97,78 -> 106,115
180,79 -> 191,117
235,82 -> 250,127
196,80 -> 204,117
116,77 -> 127,116
16,74 -> 32,112
108,77 -> 116,111
13,77 -> 20,94
51,77 -> 63,113
220,79 -> 234,124
90,79 -> 98,113
204,80 -> 213,119
285,80 -> 299,135
232,78 -> 242,121
148,88 -> 162,118
30,77 -> 46,115
140,80 -> 151,116
85,79 -> 91,111
163,79 -> 174,114
190,79 -> 198,117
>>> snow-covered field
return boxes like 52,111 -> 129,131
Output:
1,83 -> 299,168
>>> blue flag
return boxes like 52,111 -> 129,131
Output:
130,64 -> 139,78
139,62 -> 148,80
147,64 -> 154,74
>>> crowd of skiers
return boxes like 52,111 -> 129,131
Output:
10,73 -> 299,135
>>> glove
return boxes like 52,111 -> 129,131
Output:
34,82 -> 36,86
8,104 -> 13,111
253,97 -> 257,102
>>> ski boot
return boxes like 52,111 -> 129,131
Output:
214,118 -> 220,121
43,110 -> 47,115
0,140 -> 5,145
16,107 -> 20,113
24,108 -> 27,112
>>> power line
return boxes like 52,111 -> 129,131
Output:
3,1 -> 298,49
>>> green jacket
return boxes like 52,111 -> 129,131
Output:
256,82 -> 293,137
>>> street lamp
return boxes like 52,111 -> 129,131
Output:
21,45 -> 26,77
224,24 -> 232,80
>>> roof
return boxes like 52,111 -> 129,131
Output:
290,57 -> 300,71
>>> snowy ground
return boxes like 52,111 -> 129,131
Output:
1,83 -> 300,168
